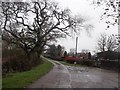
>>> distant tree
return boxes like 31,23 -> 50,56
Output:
81,49 -> 89,53
106,35 -> 117,51
97,33 -> 107,52
61,46 -> 65,55
57,45 -> 62,56
88,52 -> 91,59
47,44 -> 57,58
69,48 -> 75,56
64,51 -> 67,57
96,33 -> 118,52
46,44 -> 64,58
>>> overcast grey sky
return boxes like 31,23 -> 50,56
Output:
7,0 -> 118,54
53,0 -> 118,54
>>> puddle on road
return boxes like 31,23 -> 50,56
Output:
57,66 -> 63,70
67,66 -> 89,73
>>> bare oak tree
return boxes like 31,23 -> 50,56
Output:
0,0 -> 88,59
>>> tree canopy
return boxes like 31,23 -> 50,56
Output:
0,0 -> 89,59
91,0 -> 119,27
96,33 -> 118,52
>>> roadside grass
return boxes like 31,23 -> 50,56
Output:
59,61 -> 81,67
2,57 -> 53,89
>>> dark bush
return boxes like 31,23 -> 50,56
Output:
2,56 -> 31,75
45,56 -> 63,61
100,60 -> 119,71
66,60 -> 76,63
2,49 -> 42,76
78,60 -> 95,66
97,51 -> 120,60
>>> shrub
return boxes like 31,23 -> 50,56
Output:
100,60 -> 119,70
78,60 -> 95,66
2,48 -> 42,76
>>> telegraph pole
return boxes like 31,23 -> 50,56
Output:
75,37 -> 78,57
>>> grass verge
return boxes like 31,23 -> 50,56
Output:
2,57 -> 53,88
59,61 -> 81,66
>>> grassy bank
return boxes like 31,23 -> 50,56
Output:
59,61 -> 81,66
2,57 -> 53,88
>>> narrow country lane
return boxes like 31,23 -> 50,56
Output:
27,59 -> 118,88
27,59 -> 72,88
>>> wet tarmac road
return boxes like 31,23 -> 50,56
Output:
27,60 -> 119,88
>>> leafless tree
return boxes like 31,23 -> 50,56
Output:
69,48 -> 75,56
97,33 -> 118,52
97,33 -> 107,52
91,0 -> 119,27
106,35 -> 117,51
0,0 -> 88,59
81,49 -> 89,53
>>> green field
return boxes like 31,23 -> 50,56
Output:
2,57 -> 53,88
